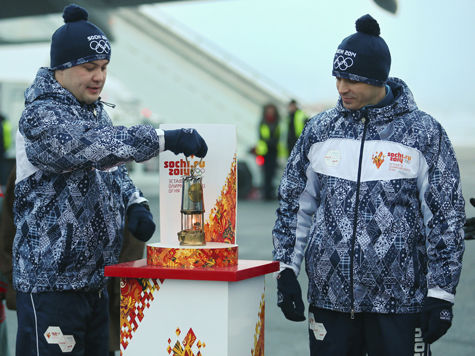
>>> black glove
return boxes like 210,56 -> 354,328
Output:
420,297 -> 453,344
277,268 -> 306,322
127,203 -> 156,242
164,129 -> 208,157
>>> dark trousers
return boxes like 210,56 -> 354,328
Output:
309,305 -> 430,356
263,151 -> 277,200
16,290 -> 109,356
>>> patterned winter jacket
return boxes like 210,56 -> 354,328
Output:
273,77 -> 465,314
13,67 -> 162,293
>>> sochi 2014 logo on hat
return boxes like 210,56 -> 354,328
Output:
87,34 -> 110,54
334,49 -> 357,71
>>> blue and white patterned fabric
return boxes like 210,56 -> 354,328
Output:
273,77 -> 465,314
13,67 -> 161,293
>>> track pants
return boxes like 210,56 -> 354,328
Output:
308,305 -> 430,356
16,290 -> 109,356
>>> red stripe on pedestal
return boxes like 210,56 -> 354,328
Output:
105,259 -> 279,282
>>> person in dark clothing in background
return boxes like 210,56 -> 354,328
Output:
255,103 -> 281,200
0,113 -> 12,158
284,99 -> 308,156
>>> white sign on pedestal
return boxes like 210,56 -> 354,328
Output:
159,124 -> 237,245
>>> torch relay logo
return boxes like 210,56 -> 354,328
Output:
372,150 -> 412,169
372,151 -> 385,168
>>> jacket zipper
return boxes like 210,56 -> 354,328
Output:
350,115 -> 369,319
89,100 -> 115,118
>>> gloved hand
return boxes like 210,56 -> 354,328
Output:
277,268 -> 306,322
420,297 -> 453,344
164,129 -> 208,157
127,203 -> 156,242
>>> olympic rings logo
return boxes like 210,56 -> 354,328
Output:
333,55 -> 354,71
190,166 -> 205,176
89,40 -> 111,54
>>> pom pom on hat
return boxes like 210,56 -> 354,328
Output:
62,4 -> 88,22
355,14 -> 380,36
332,14 -> 390,86
50,4 -> 111,70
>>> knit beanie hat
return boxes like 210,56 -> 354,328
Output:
332,14 -> 390,86
50,4 -> 111,70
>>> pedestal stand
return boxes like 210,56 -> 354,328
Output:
105,258 -> 278,356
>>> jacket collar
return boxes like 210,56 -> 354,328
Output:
335,77 -> 418,124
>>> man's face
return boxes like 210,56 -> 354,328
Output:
336,77 -> 385,110
55,59 -> 109,105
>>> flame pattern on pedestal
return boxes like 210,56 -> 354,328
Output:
251,293 -> 265,356
167,327 -> 206,355
119,278 -> 163,353
204,155 -> 236,244
147,245 -> 238,268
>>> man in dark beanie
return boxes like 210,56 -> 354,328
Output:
13,4 -> 207,355
272,14 -> 465,355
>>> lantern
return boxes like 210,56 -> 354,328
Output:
177,170 -> 205,246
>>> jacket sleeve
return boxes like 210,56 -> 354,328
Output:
272,123 -> 318,275
19,102 -> 161,173
118,165 -> 148,210
418,122 -> 465,301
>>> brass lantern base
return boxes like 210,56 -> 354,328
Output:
177,230 -> 206,246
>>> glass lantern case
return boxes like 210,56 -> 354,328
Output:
177,174 -> 205,246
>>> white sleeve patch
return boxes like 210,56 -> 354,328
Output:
15,130 -> 39,184
127,191 -> 147,209
427,286 -> 455,304
155,128 -> 165,152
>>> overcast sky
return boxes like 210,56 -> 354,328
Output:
144,0 -> 475,144
0,0 -> 473,145
146,0 -> 473,106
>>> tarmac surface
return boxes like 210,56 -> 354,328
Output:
4,144 -> 475,355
